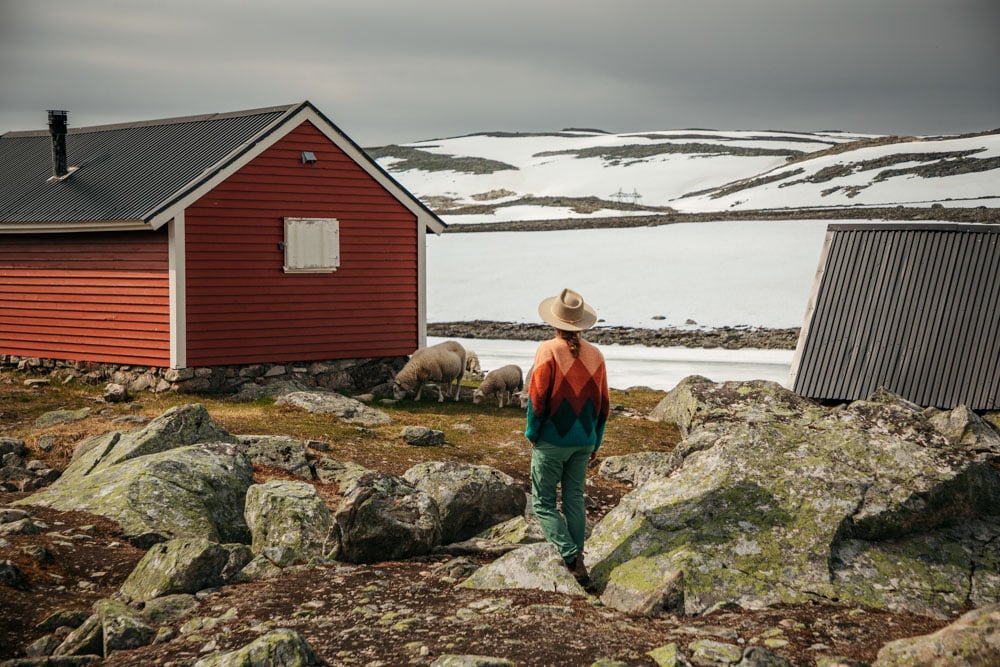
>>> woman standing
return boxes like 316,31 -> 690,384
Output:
525,288 -> 610,585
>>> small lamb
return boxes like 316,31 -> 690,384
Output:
473,364 -> 523,408
393,340 -> 466,402
464,349 -> 483,379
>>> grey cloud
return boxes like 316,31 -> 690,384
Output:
1,0 -> 997,144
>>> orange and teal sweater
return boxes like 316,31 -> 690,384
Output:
525,337 -> 610,450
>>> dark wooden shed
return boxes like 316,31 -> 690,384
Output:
789,223 -> 1000,410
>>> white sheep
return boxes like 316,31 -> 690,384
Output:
464,349 -> 483,379
473,364 -> 523,408
393,340 -> 466,402
516,364 -> 534,409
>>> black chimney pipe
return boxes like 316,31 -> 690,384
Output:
47,109 -> 69,178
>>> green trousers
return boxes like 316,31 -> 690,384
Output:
530,441 -> 594,562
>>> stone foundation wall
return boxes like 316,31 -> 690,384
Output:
0,354 -> 408,396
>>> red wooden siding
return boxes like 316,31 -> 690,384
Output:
183,121 -> 421,366
0,231 -> 170,365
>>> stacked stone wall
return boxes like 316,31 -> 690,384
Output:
0,354 -> 406,396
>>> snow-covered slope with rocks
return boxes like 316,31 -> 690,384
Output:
370,128 -> 1000,223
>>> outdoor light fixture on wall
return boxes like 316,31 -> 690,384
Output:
301,151 -> 317,164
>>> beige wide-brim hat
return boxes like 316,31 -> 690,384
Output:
538,288 -> 598,332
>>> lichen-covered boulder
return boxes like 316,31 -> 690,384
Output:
331,472 -> 441,563
244,480 -> 336,563
589,379 -> 1000,618
597,451 -> 675,486
312,457 -> 372,491
119,538 -> 230,602
193,628 -> 322,667
648,376 -> 822,438
459,542 -> 586,597
403,461 -> 526,544
275,390 -> 392,426
926,404 -> 1000,459
873,603 -> 1000,666
236,435 -> 313,479
94,598 -> 157,656
49,599 -> 157,658
16,405 -> 252,546
72,402 -> 236,466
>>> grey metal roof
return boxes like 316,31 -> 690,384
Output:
0,104 -> 299,225
790,223 -> 1000,410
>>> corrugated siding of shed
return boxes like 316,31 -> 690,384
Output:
183,121 -> 419,366
792,224 -> 1000,409
0,230 -> 170,365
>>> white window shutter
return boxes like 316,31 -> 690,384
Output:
284,218 -> 340,272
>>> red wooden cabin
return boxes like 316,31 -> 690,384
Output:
0,102 -> 445,371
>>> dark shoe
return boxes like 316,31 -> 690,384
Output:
570,554 -> 590,586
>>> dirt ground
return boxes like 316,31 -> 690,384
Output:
1,481 -> 951,667
0,377 -> 956,666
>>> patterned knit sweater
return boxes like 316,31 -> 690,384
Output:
525,337 -> 610,450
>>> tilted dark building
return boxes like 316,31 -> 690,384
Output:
789,223 -> 1000,410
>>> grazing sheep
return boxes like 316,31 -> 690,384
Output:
516,364 -> 534,409
465,349 -> 483,379
393,340 -> 466,402
473,364 -> 523,408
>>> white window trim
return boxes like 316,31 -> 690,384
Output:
283,217 -> 340,273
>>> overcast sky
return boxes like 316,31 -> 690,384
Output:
1,0 -> 997,147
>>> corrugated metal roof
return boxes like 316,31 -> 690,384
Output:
790,223 -> 1000,410
0,104 -> 298,225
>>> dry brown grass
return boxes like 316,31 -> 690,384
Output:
0,371 -> 679,480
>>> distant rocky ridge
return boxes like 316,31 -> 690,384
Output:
428,320 -> 800,350
441,205 -> 1000,233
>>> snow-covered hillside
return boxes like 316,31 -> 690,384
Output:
370,129 -> 1000,223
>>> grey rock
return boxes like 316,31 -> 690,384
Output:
24,633 -> 63,658
873,603 -> 1000,666
403,461 -> 526,543
34,407 -> 91,429
400,425 -> 445,447
16,405 -> 252,546
430,657 -> 515,667
139,594 -> 200,624
94,598 -> 156,655
687,639 -> 742,665
231,554 -> 284,583
646,643 -> 692,667
103,383 -> 128,404
0,508 -> 30,524
927,404 -> 1000,458
332,472 -> 441,563
36,609 -> 92,632
53,613 -> 102,657
590,377 -> 1000,618
220,543 -> 254,583
741,645 -> 793,667
119,538 -> 230,602
244,480 -> 336,563
312,457 -> 372,492
0,437 -> 27,456
193,628 -> 322,666
237,435 -> 313,479
598,451 -> 676,486
0,559 -> 30,590
459,542 -> 587,597
275,390 -> 392,426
